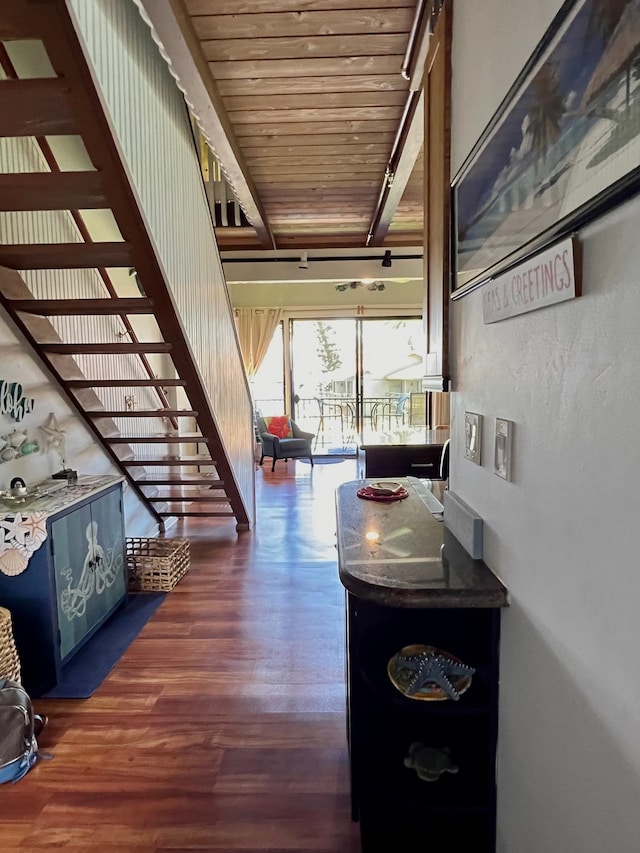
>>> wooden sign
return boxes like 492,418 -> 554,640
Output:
482,237 -> 580,324
0,380 -> 35,422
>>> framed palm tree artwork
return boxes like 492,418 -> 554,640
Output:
452,0 -> 640,297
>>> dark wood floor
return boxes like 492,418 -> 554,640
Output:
3,458 -> 363,852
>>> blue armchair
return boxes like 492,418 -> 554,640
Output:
256,416 -> 315,472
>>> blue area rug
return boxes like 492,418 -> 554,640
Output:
300,456 -> 347,465
42,592 -> 165,699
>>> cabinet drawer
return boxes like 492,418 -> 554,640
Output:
406,446 -> 442,476
363,444 -> 443,478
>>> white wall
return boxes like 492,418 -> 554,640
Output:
451,3 -> 640,852
0,306 -> 155,537
229,278 -> 424,310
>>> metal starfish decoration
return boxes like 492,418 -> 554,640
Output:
396,649 -> 475,701
39,412 -> 66,463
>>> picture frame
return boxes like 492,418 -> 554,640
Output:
451,0 -> 640,297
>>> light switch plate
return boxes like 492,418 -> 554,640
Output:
464,412 -> 482,465
494,418 -> 513,480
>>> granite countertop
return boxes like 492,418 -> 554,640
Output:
0,475 -> 125,578
336,478 -> 508,609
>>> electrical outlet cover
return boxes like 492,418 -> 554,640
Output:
494,418 -> 513,480
464,412 -> 482,465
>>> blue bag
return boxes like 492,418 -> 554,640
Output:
0,678 -> 41,783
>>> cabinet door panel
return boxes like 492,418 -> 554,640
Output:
52,504 -> 93,660
52,488 -> 126,661
89,488 -> 126,613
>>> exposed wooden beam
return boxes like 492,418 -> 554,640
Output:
403,0 -> 436,93
368,91 -> 424,245
0,78 -> 75,136
138,0 -> 275,248
0,243 -> 133,270
0,171 -> 108,211
9,298 -> 154,315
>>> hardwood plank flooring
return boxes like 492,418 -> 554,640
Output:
1,459 -> 362,852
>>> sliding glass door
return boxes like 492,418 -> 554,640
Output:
251,315 -> 428,455
291,319 -> 358,454
360,318 -> 428,443
290,317 -> 427,455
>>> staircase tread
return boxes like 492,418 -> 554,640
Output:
121,457 -> 218,465
105,433 -> 207,443
147,495 -> 230,503
134,476 -> 224,486
158,511 -> 235,517
8,297 -> 154,314
40,343 -> 172,353
86,410 -> 198,417
66,379 -> 187,387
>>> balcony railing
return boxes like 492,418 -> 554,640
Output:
254,394 -> 428,454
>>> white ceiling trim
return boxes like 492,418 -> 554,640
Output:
133,0 -> 274,248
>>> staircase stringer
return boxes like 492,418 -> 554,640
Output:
0,266 -> 165,528
0,1 -> 254,530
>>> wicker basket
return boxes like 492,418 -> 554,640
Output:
0,606 -> 21,683
126,538 -> 190,592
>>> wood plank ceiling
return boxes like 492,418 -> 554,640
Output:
141,0 -> 431,252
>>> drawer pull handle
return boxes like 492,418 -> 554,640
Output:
410,463 -> 434,468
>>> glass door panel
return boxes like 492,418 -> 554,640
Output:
361,318 -> 428,443
291,319 -> 358,455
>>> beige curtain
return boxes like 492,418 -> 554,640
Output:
432,391 -> 450,429
234,308 -> 283,378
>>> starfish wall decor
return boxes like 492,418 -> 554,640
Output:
39,412 -> 67,467
388,644 -> 476,701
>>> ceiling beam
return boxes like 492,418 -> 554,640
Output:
367,91 -> 424,246
367,1 -> 435,246
137,0 -> 275,249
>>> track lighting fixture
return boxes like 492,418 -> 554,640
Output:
334,280 -> 386,292
298,251 -> 309,270
382,250 -> 392,268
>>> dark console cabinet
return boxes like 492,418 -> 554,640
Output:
336,479 -> 508,852
347,594 -> 501,851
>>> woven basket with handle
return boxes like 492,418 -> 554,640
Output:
0,607 -> 21,684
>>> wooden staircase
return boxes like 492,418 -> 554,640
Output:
0,2 -> 252,531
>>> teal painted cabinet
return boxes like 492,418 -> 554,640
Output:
0,482 -> 126,695
52,488 -> 126,662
